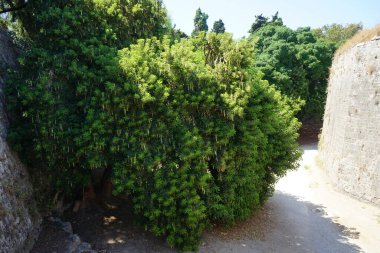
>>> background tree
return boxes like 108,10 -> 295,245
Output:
169,24 -> 188,41
192,7 -> 208,36
271,11 -> 283,26
250,15 -> 335,120
248,12 -> 284,34
249,14 -> 268,33
212,19 -> 225,33
313,23 -> 362,47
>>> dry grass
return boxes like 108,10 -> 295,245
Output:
335,24 -> 380,56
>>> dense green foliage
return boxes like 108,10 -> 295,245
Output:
6,0 -> 170,201
249,17 -> 335,120
6,2 -> 302,250
192,8 -> 209,36
110,34 -> 301,250
313,23 -> 363,47
212,19 -> 226,33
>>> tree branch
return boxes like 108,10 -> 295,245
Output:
0,1 -> 27,14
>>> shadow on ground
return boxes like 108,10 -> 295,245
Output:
200,191 -> 362,253
32,126 -> 362,253
35,191 -> 361,253
66,199 -> 174,253
31,192 -> 362,253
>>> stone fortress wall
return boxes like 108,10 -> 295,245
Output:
320,26 -> 380,206
0,28 -> 41,253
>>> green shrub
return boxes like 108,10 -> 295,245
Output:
6,2 -> 302,250
108,33 -> 301,249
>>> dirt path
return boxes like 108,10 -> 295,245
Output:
32,143 -> 380,253
274,143 -> 380,253
198,143 -> 380,253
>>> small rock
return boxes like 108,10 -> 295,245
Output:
61,222 -> 73,234
70,234 -> 81,244
75,242 -> 92,253
66,234 -> 81,253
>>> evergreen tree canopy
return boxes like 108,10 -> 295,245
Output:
111,33 -> 301,249
249,14 -> 268,33
248,12 -> 284,34
249,15 -> 335,120
271,11 -> 283,26
212,19 -> 226,33
192,7 -> 208,36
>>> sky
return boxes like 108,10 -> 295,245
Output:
163,0 -> 380,38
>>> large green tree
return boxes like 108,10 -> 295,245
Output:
250,16 -> 334,120
6,0 -> 170,204
192,7 -> 208,36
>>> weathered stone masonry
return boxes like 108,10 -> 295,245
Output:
320,35 -> 380,206
0,29 -> 41,253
